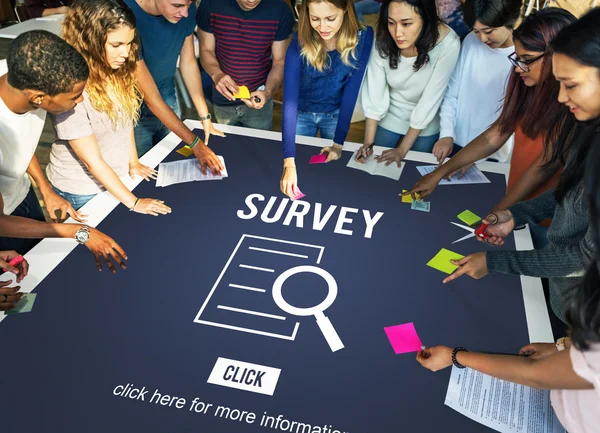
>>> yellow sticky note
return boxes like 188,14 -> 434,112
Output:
233,85 -> 251,99
401,190 -> 419,203
457,210 -> 482,226
427,248 -> 465,274
176,146 -> 193,157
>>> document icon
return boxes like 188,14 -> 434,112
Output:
194,234 -> 325,341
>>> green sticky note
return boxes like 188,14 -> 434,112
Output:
427,249 -> 465,274
457,210 -> 481,226
6,293 -> 37,314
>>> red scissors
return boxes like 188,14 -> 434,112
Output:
451,222 -> 491,244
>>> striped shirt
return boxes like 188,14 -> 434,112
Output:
197,0 -> 294,106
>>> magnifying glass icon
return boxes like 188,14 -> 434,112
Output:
272,265 -> 344,352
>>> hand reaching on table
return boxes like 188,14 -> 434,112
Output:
129,161 -> 158,181
320,143 -> 343,162
402,171 -> 442,201
0,280 -> 23,312
281,159 -> 299,199
355,143 -> 374,163
0,251 -> 28,283
416,346 -> 453,372
375,147 -> 406,167
433,137 -> 454,166
131,198 -> 171,216
192,143 -> 224,176
201,119 -> 225,146
84,228 -> 128,274
443,252 -> 488,284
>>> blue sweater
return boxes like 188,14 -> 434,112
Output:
282,27 -> 374,158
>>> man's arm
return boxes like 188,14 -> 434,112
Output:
245,38 -> 290,110
0,193 -> 127,272
179,35 -> 211,119
198,29 -> 238,101
26,155 -> 85,222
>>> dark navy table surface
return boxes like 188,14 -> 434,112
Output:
0,131 -> 529,433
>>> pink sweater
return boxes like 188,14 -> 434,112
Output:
551,343 -> 600,433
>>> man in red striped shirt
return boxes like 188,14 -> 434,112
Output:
197,0 -> 294,130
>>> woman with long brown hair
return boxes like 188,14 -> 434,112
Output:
46,0 -> 171,216
280,0 -> 373,199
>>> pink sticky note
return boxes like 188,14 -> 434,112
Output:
309,154 -> 327,164
291,188 -> 306,201
384,322 -> 423,354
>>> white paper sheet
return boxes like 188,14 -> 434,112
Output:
445,366 -> 565,433
346,151 -> 404,181
156,156 -> 228,187
417,165 -> 490,185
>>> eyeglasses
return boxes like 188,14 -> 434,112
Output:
508,52 -> 545,72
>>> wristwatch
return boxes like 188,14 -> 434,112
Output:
198,113 -> 211,122
74,225 -> 90,245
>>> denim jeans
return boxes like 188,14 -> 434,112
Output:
134,92 -> 181,157
354,0 -> 382,22
213,99 -> 273,131
374,125 -> 439,152
0,187 -> 45,255
52,185 -> 97,211
296,109 -> 340,140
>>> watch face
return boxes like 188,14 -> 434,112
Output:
76,229 -> 90,244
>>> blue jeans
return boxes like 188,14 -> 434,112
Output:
0,187 -> 45,255
213,99 -> 273,131
296,109 -> 340,140
374,125 -> 439,152
134,92 -> 181,157
52,186 -> 97,211
354,0 -> 382,22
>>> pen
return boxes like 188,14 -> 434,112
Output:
357,143 -> 374,161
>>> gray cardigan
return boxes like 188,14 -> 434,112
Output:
486,187 -> 594,321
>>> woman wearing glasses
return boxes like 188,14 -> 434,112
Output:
404,9 -> 576,248
417,13 -> 600,426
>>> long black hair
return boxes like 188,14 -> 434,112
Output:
376,0 -> 440,71
548,7 -> 600,202
566,130 -> 600,351
463,0 -> 523,29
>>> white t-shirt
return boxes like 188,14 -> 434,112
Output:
361,27 -> 460,137
438,32 -> 514,162
0,59 -> 46,214
551,343 -> 600,433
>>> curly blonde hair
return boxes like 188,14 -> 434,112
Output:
61,0 -> 142,125
298,0 -> 364,72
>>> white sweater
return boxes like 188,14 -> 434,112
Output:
439,32 -> 514,162
361,27 -> 460,137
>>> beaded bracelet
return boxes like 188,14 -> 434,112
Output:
452,346 -> 468,369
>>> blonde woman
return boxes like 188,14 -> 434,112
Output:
280,0 -> 374,199
46,0 -> 171,216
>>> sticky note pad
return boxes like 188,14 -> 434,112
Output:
176,146 -> 193,157
427,248 -> 465,274
458,210 -> 482,226
401,190 -> 413,203
6,293 -> 37,314
384,322 -> 423,354
233,85 -> 251,99
310,154 -> 327,164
